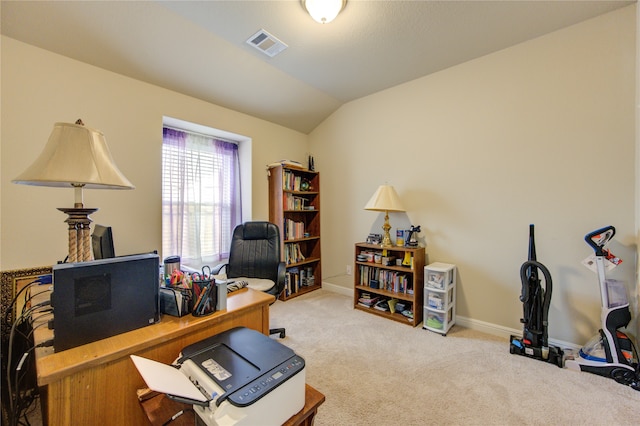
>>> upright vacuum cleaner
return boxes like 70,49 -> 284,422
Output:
564,226 -> 640,390
510,224 -> 564,367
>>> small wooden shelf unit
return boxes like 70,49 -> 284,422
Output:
353,243 -> 425,326
268,164 -> 322,300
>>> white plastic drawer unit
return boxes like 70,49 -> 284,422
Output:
425,262 -> 455,290
423,262 -> 456,335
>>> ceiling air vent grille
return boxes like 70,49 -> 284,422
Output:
246,29 -> 288,58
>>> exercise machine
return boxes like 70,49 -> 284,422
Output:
510,224 -> 564,367
564,226 -> 639,390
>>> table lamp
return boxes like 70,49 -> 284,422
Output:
12,120 -> 135,262
364,185 -> 405,247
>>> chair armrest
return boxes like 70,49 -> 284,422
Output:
276,262 -> 286,296
181,265 -> 200,274
211,263 -> 228,275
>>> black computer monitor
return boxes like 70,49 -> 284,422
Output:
92,225 -> 115,259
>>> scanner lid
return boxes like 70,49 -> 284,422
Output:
178,327 -> 295,391
130,355 -> 209,403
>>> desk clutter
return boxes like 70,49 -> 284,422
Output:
160,264 -> 249,318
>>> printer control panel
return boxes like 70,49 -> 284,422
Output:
228,355 -> 305,407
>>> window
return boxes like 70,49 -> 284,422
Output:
162,126 -> 242,268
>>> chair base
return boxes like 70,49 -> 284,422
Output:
270,327 -> 286,338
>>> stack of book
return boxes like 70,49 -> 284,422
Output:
357,293 -> 379,308
285,268 -> 301,296
284,243 -> 306,265
374,299 -> 389,312
285,193 -> 308,210
284,267 -> 316,296
284,218 -> 305,240
357,265 -> 414,294
283,170 -> 306,191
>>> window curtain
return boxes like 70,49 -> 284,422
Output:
162,127 -> 241,268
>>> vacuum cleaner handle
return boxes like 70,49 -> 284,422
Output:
520,225 -> 538,304
584,226 -> 615,256
519,260 -> 552,345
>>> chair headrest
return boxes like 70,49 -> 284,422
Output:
242,222 -> 275,240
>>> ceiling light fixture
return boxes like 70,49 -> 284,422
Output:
302,0 -> 346,24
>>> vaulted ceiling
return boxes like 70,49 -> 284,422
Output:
1,1 -> 634,134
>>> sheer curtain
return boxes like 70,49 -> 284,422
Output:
162,127 -> 241,268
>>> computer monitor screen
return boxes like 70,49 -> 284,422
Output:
92,225 -> 115,259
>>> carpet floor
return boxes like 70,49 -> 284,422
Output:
270,289 -> 640,426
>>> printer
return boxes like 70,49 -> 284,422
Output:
131,327 -> 306,425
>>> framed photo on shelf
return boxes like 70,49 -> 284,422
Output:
366,234 -> 382,245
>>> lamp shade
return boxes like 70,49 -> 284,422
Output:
302,0 -> 346,24
364,185 -> 405,212
12,122 -> 135,190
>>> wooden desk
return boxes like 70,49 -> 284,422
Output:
34,288 -> 274,426
140,384 -> 325,426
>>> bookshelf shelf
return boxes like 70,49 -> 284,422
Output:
354,285 -> 414,302
284,190 -> 319,195
287,257 -> 321,268
285,236 -> 320,243
269,165 -> 322,300
353,243 -> 425,327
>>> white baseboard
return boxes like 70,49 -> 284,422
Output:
321,281 -> 352,297
453,315 -> 580,350
321,282 -> 580,350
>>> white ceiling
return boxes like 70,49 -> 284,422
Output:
1,0 -> 634,134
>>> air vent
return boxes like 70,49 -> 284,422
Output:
246,29 -> 288,58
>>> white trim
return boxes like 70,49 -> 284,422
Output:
321,283 -> 581,349
321,281 -> 352,297
162,116 -> 249,144
455,315 -> 581,350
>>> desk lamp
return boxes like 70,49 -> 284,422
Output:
364,185 -> 405,247
12,120 -> 134,262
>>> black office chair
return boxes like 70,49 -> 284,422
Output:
213,221 -> 286,338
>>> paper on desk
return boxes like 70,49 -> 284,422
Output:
130,355 -> 208,402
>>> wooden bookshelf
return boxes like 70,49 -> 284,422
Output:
353,243 -> 425,326
268,164 -> 321,300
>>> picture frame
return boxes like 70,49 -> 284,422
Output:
1,266 -> 52,341
366,233 -> 382,245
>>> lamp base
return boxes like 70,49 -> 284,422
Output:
58,207 -> 98,262
380,211 -> 394,248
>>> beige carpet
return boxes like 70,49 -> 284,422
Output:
270,289 -> 640,426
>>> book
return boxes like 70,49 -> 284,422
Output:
357,296 -> 379,307
374,299 -> 389,311
388,298 -> 398,314
268,160 -> 305,170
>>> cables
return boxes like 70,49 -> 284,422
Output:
3,276 -> 51,326
4,283 -> 52,426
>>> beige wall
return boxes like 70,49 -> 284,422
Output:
1,6 -> 637,346
0,36 -> 308,270
312,5 -> 637,345
635,2 -> 640,347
